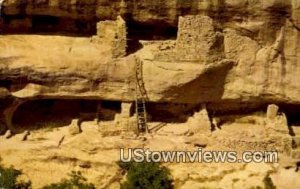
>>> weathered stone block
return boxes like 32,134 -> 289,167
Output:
175,15 -> 223,63
267,104 -> 279,120
69,119 -> 82,135
121,102 -> 133,118
187,104 -> 211,134
4,130 -> 13,139
96,16 -> 127,59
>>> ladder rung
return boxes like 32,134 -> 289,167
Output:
135,56 -> 148,133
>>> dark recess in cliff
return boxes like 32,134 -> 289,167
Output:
1,14 -> 98,36
12,99 -> 122,131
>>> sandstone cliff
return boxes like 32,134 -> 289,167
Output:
1,1 -> 300,188
0,0 -> 299,131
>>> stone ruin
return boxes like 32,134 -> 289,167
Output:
0,1 -> 300,187
154,15 -> 224,63
94,16 -> 127,59
175,15 -> 223,63
0,0 -> 299,163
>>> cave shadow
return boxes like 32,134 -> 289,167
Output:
143,61 -> 235,125
126,39 -> 143,56
124,13 -> 178,55
279,103 -> 300,136
164,61 -> 235,103
146,102 -> 196,124
0,98 -> 13,134
10,99 -> 124,133
1,14 -> 97,37
12,99 -> 79,132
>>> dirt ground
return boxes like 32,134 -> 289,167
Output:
1,120 -> 300,189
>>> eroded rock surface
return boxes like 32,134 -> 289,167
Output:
0,0 -> 299,104
0,1 -> 300,188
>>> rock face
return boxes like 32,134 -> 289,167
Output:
0,0 -> 300,132
1,2 -> 300,188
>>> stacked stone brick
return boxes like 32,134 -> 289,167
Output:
176,15 -> 221,63
96,16 -> 127,59
154,15 -> 223,63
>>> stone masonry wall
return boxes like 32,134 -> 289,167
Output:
175,15 -> 223,63
96,16 -> 127,59
112,16 -> 127,58
154,15 -> 224,63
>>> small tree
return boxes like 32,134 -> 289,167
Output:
263,173 -> 276,189
41,171 -> 95,189
118,161 -> 173,189
0,164 -> 31,189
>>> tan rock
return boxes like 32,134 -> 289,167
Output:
68,119 -> 82,136
1,2 -> 300,189
21,130 -> 30,141
12,83 -> 45,98
291,150 -> 300,159
187,105 -> 211,134
267,104 -> 279,120
4,129 -> 13,139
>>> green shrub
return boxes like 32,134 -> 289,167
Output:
41,171 -> 95,189
0,164 -> 31,189
117,161 -> 133,172
118,161 -> 173,189
263,173 -> 276,189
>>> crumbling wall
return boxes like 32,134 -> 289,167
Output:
96,16 -> 127,59
114,102 -> 136,132
154,15 -> 224,63
153,41 -> 177,62
265,104 -> 289,135
113,16 -> 127,58
175,15 -> 223,63
187,104 -> 211,134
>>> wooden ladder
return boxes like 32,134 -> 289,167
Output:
134,56 -> 148,133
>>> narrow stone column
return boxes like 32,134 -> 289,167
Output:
266,104 -> 279,120
121,102 -> 132,118
94,16 -> 127,59
187,104 -> 212,135
95,101 -> 102,124
266,104 -> 288,134
115,102 -> 134,131
265,104 -> 291,154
